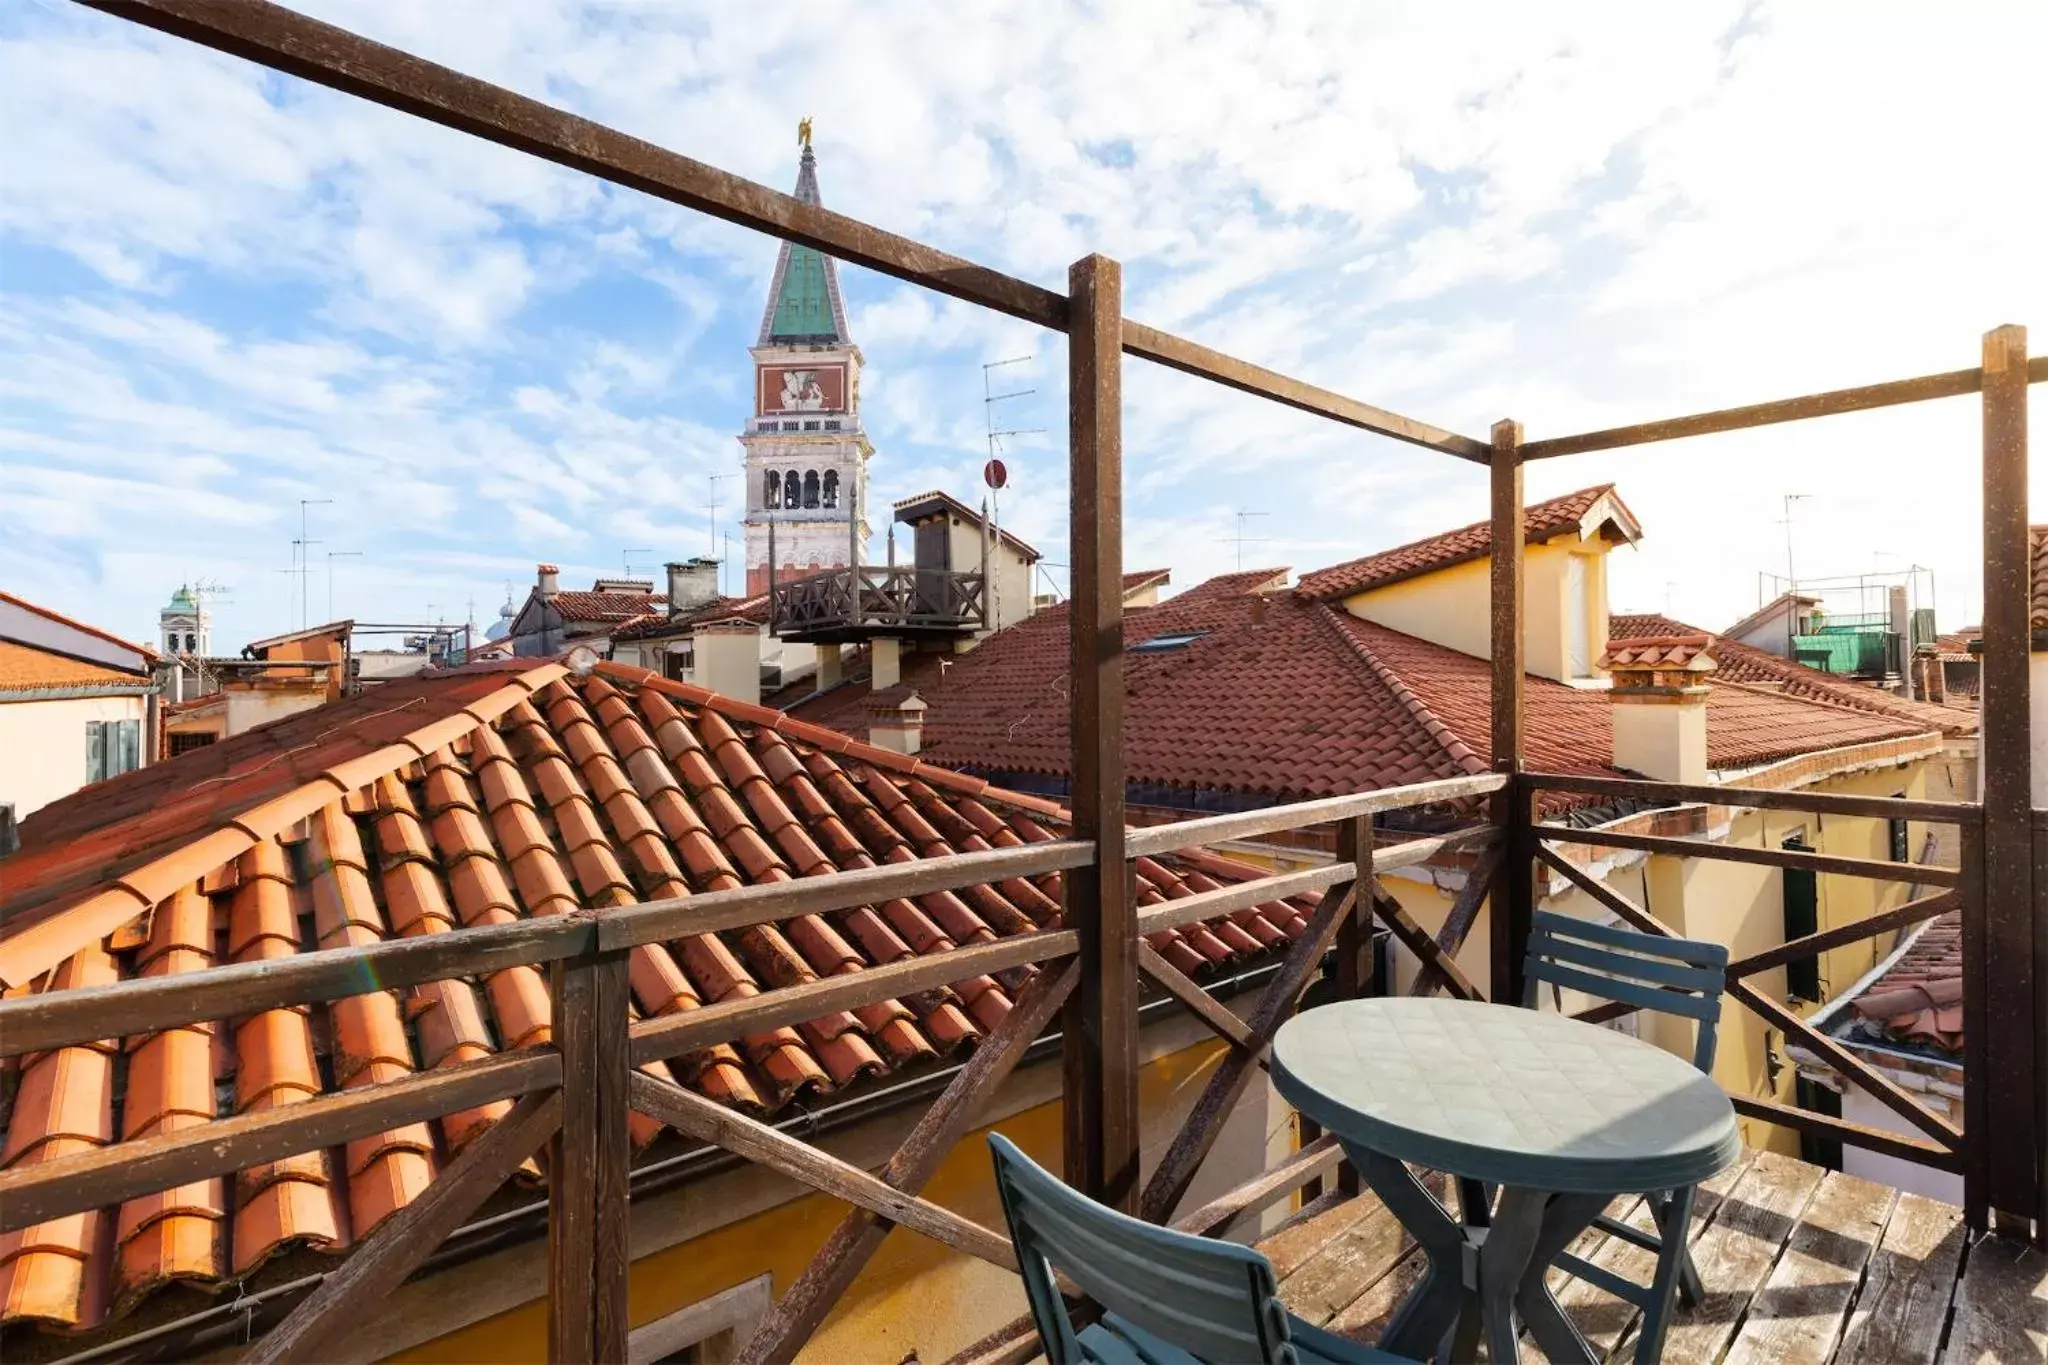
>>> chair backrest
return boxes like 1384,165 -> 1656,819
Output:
987,1132 -> 1297,1365
1523,910 -> 1728,1072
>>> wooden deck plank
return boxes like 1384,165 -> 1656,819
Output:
1722,1170 -> 1897,1365
1941,1233 -> 2048,1364
1277,1173 -> 1446,1327
1631,1149 -> 1827,1365
1835,1192 -> 1966,1365
1326,1244 -> 1428,1343
1262,1189 -> 1378,1279
1530,1151 -> 1757,1362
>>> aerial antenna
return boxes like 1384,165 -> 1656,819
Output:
708,471 -> 737,586
288,498 -> 333,630
622,547 -> 655,579
325,550 -> 362,621
1231,510 -> 1270,572
1778,493 -> 1811,592
983,356 -> 1043,459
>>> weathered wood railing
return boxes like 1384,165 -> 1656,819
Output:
770,564 -> 989,638
0,774 -> 1498,1364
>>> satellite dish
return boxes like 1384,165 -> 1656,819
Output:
983,458 -> 1008,490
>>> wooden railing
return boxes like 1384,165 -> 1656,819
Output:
0,774 -> 1497,1365
770,565 -> 988,638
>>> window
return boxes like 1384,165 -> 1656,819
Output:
821,469 -> 839,509
1132,631 -> 1209,653
1566,553 -> 1592,677
1782,832 -> 1819,1000
170,731 -> 217,756
1888,813 -> 1910,863
762,469 -> 780,508
86,719 -> 142,783
803,470 -> 820,508
782,470 -> 802,507
781,420 -> 800,432
824,419 -> 841,431
185,632 -> 197,652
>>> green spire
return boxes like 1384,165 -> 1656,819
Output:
759,143 -> 850,346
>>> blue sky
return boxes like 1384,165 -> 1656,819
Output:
3,0 -> 2042,653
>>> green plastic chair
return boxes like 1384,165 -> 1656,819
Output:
1523,910 -> 1729,1363
988,1133 -> 1409,1364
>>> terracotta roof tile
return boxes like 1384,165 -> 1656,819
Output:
1296,486 -> 1636,601
0,660 -> 1336,1340
0,642 -> 150,695
1846,910 -> 1962,1055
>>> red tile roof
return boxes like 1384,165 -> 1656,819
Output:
1612,613 -> 1977,737
0,662 -> 1319,1336
0,643 -> 151,695
548,589 -> 663,624
1848,911 -> 1962,1056
785,573 -> 1939,808
2031,525 -> 2048,632
1296,486 -> 1637,601
611,594 -> 771,641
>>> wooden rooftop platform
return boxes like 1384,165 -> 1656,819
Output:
1255,1149 -> 2046,1364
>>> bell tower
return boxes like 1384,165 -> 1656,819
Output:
741,123 -> 872,598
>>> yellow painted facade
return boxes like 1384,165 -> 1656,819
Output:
1340,535 -> 1610,684
396,1041 -> 1247,1365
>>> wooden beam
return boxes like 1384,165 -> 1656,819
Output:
597,839 -> 1094,951
1975,322 -> 2040,1231
1520,362 -> 2036,460
627,1073 -> 1017,1270
1729,979 -> 1960,1148
737,960 -> 1077,1365
1062,251 -> 1137,1212
0,912 -> 593,1058
1521,771 -> 1981,826
1131,862 -> 1354,937
1135,941 -> 1257,1052
1119,322 -> 1490,461
248,1089 -> 564,1365
548,953 -> 630,1365
1122,774 -> 1505,859
1138,881 -> 1360,1223
1488,420 -> 1530,1007
0,1048 -> 557,1233
1728,891 -> 1956,978
1372,888 -> 1482,1002
629,929 -> 1076,1066
1728,1094 -> 1961,1174
1536,844 -> 1684,938
1409,840 -> 1504,997
1171,1133 -> 1343,1238
1534,824 -> 1959,887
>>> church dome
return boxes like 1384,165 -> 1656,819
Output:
163,585 -> 198,615
485,589 -> 517,641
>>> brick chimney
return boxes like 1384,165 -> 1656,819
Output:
867,690 -> 927,755
665,558 -> 720,617
536,562 -> 560,601
693,621 -> 760,705
1600,634 -> 1717,784
1913,644 -> 1946,705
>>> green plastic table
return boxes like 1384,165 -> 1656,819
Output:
1272,997 -> 1740,1363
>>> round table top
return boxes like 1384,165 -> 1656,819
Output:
1272,997 -> 1741,1195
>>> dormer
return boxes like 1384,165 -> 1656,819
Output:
1296,485 -> 1641,683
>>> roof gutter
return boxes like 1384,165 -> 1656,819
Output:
0,683 -> 156,702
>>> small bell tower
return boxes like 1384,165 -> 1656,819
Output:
740,121 -> 872,598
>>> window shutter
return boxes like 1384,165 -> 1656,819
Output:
1782,834 -> 1819,1000
116,719 -> 141,775
86,721 -> 107,783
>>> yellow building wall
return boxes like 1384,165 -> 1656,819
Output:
1338,537 -> 1606,684
397,1042 -> 1238,1365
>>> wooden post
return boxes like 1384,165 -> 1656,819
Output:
1061,253 -> 1138,1211
767,516 -> 778,633
548,950 -> 631,1365
1976,323 -> 2037,1237
1487,420 -> 1531,1007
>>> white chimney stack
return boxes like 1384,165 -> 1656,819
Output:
867,690 -> 928,755
665,558 -> 720,618
693,620 -> 761,705
1601,634 -> 1718,785
536,562 -> 560,600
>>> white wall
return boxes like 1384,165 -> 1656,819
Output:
1841,1085 -> 1964,1204
224,689 -> 326,735
2030,652 -> 2048,807
0,694 -> 147,819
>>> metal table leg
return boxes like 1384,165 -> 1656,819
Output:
1349,1148 -> 1469,1360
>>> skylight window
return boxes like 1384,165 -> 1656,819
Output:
1132,631 -> 1207,653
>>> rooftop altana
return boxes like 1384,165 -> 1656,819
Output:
2,5 -> 2043,1365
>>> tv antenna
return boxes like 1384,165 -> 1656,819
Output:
1778,493 -> 1811,592
286,498 -> 333,630
325,550 -> 362,621
983,356 -> 1043,458
1231,510 -> 1270,572
708,472 -> 737,588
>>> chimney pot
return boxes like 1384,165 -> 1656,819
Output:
867,689 -> 927,755
537,563 -> 560,600
1599,634 -> 1717,784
